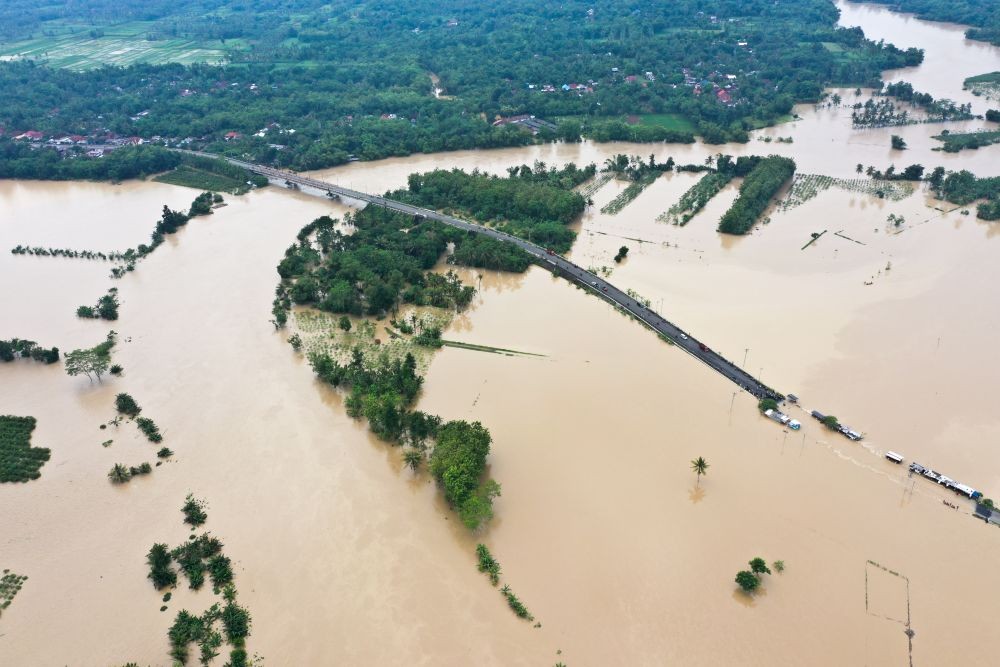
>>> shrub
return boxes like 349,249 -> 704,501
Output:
157,447 -> 174,458
758,398 -> 778,413
208,555 -> 234,589
182,494 -> 208,527
476,544 -> 501,586
110,364 -> 124,376
773,560 -> 785,573
147,543 -> 177,589
108,463 -> 132,484
115,393 -> 141,417
221,601 -> 251,641
136,417 -> 162,443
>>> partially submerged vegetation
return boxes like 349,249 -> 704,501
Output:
735,556 -> 779,594
599,154 -> 673,215
658,170 -> 734,225
851,82 -> 976,128
717,156 -> 797,235
0,338 -> 59,364
932,129 -> 1000,153
0,415 -> 50,483
0,570 -> 28,616
144,509 -> 253,666
182,494 -> 209,528
64,331 -> 116,382
76,287 -> 119,321
777,173 -> 914,212
929,169 -> 1000,220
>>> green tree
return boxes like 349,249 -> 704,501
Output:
338,316 -> 352,332
691,456 -> 709,483
749,557 -> 771,575
65,347 -> 110,381
821,415 -> 840,430
773,560 -> 785,573
891,135 -> 907,150
735,570 -> 760,593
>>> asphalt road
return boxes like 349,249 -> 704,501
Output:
203,154 -> 783,401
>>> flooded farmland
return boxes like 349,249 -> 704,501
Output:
3,1 -> 1000,665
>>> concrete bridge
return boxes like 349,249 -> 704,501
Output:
189,152 -> 784,401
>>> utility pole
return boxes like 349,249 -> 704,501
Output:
743,348 -> 749,366
728,391 -> 737,425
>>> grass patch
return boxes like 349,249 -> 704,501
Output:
0,415 -> 50,483
154,166 -> 246,193
632,113 -> 696,133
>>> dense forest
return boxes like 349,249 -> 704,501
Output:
0,0 -> 923,172
853,0 -> 1000,46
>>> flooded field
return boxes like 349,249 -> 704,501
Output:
3,2 -> 1000,665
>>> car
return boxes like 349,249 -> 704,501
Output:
680,333 -> 688,340
591,280 -> 598,286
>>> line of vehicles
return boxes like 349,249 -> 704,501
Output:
906,461 -> 984,500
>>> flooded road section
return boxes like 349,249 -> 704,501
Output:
2,3 -> 1000,665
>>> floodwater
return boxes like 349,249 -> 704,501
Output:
3,3 -> 1000,666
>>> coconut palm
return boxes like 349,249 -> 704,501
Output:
691,456 -> 709,483
108,463 -> 132,484
402,449 -> 423,472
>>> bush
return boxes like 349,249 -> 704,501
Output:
157,447 -> 174,458
110,364 -> 124,375
147,543 -> 177,590
108,463 -> 132,484
115,393 -> 141,417
476,544 -> 501,586
182,494 -> 208,527
221,601 -> 251,642
136,417 -> 163,443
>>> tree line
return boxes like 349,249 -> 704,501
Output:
717,156 -> 797,234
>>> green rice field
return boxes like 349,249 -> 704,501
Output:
0,22 -> 230,70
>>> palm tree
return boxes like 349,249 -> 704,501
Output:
108,463 -> 132,484
691,456 -> 709,483
402,449 -> 423,472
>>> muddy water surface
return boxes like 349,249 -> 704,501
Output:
3,3 -> 1000,665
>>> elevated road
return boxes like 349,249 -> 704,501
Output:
189,152 -> 783,401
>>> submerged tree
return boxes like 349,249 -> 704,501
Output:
691,456 -> 709,483
735,570 -> 760,593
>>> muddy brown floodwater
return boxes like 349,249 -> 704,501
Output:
3,2 -> 1000,666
